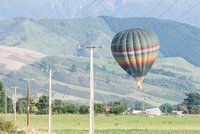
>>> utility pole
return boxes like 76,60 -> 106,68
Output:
24,79 -> 34,130
49,69 -> 52,134
27,81 -> 30,129
11,87 -> 18,125
48,68 -> 58,134
14,87 -> 17,125
5,88 -> 7,117
86,45 -> 102,134
42,67 -> 58,134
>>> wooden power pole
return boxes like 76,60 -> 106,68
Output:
24,78 -> 33,130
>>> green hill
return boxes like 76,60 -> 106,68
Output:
0,16 -> 200,106
0,18 -> 78,55
1,17 -> 200,66
101,16 -> 200,66
1,55 -> 200,106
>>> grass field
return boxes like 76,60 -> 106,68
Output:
2,114 -> 200,134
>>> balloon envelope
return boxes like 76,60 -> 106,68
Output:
111,28 -> 160,89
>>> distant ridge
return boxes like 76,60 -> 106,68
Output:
1,16 -> 200,66
0,16 -> 200,106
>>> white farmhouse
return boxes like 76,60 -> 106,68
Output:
145,107 -> 162,116
132,110 -> 143,115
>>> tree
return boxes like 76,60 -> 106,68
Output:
65,104 -> 78,114
0,82 -> 6,113
134,102 -> 143,110
16,98 -> 26,114
31,106 -> 39,114
7,97 -> 13,113
159,103 -> 173,114
53,99 -> 64,114
35,95 -> 49,114
175,103 -> 189,114
94,103 -> 106,114
71,64 -> 77,72
79,105 -> 89,114
109,102 -> 125,115
16,98 -> 29,114
16,99 -> 23,114
121,99 -> 130,109
183,93 -> 200,114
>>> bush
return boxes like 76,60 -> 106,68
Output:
94,103 -> 106,114
109,102 -> 125,115
79,105 -> 89,114
184,93 -> 200,114
159,103 -> 173,114
31,106 -> 39,114
0,117 -> 24,134
53,106 -> 64,114
175,104 -> 189,114
35,96 -> 49,114
70,64 -> 77,72
65,104 -> 79,114
0,82 -> 6,113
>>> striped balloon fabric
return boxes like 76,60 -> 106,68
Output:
111,28 -> 160,89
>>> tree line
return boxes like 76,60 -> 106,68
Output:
0,82 -> 13,113
1,81 -> 200,115
0,80 -> 126,115
15,95 -> 126,115
160,93 -> 200,114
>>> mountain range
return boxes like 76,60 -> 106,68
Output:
0,0 -> 200,27
0,16 -> 200,106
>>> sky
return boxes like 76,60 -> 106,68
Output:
0,0 -> 200,27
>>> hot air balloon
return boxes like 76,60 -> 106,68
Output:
111,28 -> 160,89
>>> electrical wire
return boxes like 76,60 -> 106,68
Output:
176,1 -> 200,21
75,0 -> 103,17
87,0 -> 103,13
157,0 -> 178,18
149,0 -> 178,26
145,0 -> 165,17
159,0 -> 200,45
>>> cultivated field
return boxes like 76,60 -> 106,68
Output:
1,114 -> 200,134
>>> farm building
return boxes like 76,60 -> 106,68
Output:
145,108 -> 162,116
132,110 -> 143,115
172,110 -> 183,116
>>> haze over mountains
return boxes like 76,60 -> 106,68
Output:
0,16 -> 200,106
0,0 -> 200,107
0,0 -> 200,27
1,16 -> 200,66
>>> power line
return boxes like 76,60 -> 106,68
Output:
145,0 -> 165,17
157,0 -> 178,18
149,0 -> 178,26
75,0 -> 103,17
87,0 -> 103,13
159,0 -> 200,46
176,1 -> 200,21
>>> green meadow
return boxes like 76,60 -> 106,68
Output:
2,114 -> 200,134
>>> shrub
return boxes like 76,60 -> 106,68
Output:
0,117 -> 25,134
109,102 -> 125,115
79,105 -> 89,114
